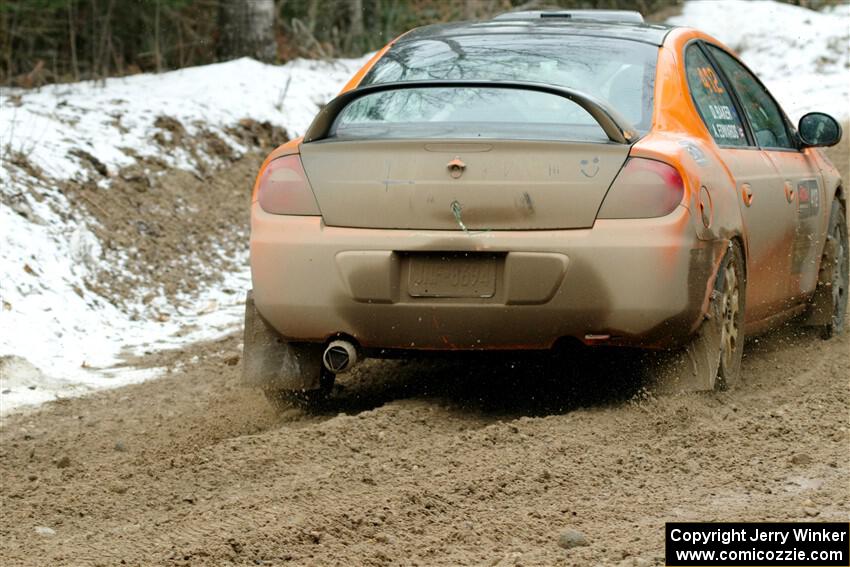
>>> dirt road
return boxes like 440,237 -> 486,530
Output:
1,321 -> 847,567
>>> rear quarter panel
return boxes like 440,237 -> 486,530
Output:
645,29 -> 746,249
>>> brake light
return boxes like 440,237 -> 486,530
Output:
597,158 -> 685,219
255,155 -> 321,215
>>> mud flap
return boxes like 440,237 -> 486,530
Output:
242,291 -> 323,391
651,238 -> 736,395
803,235 -> 838,327
652,297 -> 722,394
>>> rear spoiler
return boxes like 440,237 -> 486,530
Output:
493,10 -> 644,23
303,80 -> 639,145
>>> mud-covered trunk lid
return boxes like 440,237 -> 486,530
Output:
300,139 -> 629,230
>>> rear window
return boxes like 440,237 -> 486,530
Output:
331,87 -> 610,143
359,34 -> 658,134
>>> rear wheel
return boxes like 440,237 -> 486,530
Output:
652,241 -> 745,393
808,200 -> 848,339
716,245 -> 745,389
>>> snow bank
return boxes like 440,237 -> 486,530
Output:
668,0 -> 849,121
1,56 -> 369,416
1,57 -> 367,182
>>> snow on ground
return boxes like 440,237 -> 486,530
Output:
668,0 -> 849,121
1,0 -> 848,416
1,57 -> 367,182
1,56 -> 369,416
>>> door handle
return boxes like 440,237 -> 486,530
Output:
741,183 -> 754,207
784,181 -> 796,204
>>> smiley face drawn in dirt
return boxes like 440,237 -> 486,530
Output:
580,157 -> 600,178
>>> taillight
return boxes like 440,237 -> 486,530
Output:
255,155 -> 321,215
597,158 -> 685,219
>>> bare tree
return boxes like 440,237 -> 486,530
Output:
349,0 -> 364,36
218,0 -> 276,63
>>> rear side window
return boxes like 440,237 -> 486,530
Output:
684,44 -> 748,147
706,45 -> 793,149
362,35 -> 658,134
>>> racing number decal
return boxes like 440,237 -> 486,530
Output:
686,45 -> 748,146
697,66 -> 724,94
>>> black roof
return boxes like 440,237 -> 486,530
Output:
398,19 -> 675,47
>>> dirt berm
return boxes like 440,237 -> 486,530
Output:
0,318 -> 847,566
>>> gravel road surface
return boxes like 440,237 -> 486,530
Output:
1,320 -> 847,566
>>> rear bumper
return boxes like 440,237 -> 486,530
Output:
250,203 -> 719,350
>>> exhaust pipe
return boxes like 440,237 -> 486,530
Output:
322,340 -> 358,374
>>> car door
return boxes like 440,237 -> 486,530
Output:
684,43 -> 796,323
706,45 -> 826,304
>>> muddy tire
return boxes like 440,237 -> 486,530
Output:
652,241 -> 746,393
263,368 -> 335,411
806,200 -> 848,339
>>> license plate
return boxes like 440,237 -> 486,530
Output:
408,255 -> 497,298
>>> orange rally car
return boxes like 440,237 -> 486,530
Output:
243,10 -> 846,406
